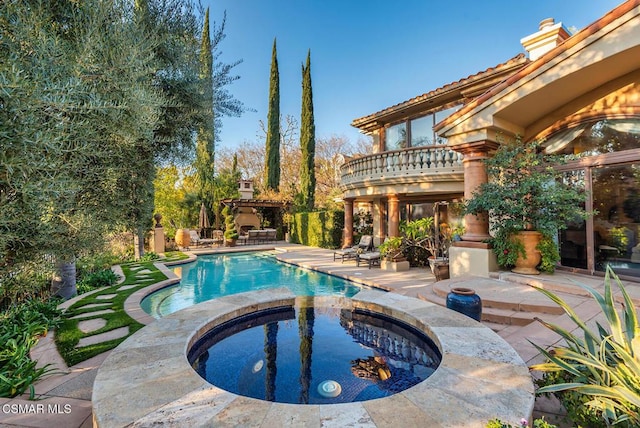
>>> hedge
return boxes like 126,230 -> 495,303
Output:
290,210 -> 344,249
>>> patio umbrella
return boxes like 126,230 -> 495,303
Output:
198,203 -> 211,231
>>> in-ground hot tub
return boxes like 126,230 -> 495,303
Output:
188,296 -> 442,404
92,288 -> 535,427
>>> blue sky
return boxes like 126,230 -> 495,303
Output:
205,0 -> 624,150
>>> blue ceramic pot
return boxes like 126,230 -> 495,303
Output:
446,287 -> 482,321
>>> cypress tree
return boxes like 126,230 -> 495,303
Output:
265,38 -> 281,191
300,50 -> 316,211
195,8 -> 215,211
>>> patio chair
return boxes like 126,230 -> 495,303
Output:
333,235 -> 373,263
356,251 -> 381,269
188,230 -> 217,248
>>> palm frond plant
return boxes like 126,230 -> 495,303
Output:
530,266 -> 640,426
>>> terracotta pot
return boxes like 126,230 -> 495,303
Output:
433,262 -> 450,281
175,229 -> 191,248
512,230 -> 542,275
225,239 -> 237,247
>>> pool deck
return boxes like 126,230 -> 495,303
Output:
3,242 -> 638,427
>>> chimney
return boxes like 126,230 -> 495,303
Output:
238,179 -> 254,200
520,18 -> 571,61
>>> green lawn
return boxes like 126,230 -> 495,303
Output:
55,252 -> 187,366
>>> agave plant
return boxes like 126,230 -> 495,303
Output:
530,266 -> 640,426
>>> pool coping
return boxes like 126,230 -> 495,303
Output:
93,287 -> 535,427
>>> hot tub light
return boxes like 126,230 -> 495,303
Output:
252,359 -> 264,373
317,380 -> 341,398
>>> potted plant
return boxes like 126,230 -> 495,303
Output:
401,217 -> 451,280
464,138 -> 591,274
378,236 -> 410,271
222,206 -> 238,247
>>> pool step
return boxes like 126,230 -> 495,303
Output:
416,275 -> 583,326
418,292 -> 549,326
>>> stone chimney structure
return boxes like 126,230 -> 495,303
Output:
238,179 -> 254,200
520,18 -> 571,61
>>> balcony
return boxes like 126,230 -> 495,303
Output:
340,145 -> 464,199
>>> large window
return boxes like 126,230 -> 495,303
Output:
385,122 -> 406,151
385,105 -> 461,151
548,118 -> 640,278
410,116 -> 433,147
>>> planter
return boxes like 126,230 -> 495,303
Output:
381,259 -> 410,272
428,257 -> 450,281
175,228 -> 191,248
433,262 -> 450,281
225,239 -> 237,247
446,287 -> 482,321
512,230 -> 542,275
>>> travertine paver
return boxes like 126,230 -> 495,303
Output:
70,309 -> 114,319
74,303 -> 111,310
116,284 -> 138,291
76,326 -> 129,348
77,318 -> 107,334
95,294 -> 117,300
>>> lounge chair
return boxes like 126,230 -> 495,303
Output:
333,235 -> 373,263
355,237 -> 390,268
356,251 -> 381,269
188,230 -> 217,248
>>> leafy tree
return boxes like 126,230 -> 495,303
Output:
265,38 -> 281,191
1,0 -> 224,299
153,166 -> 199,238
299,50 -> 316,211
212,155 -> 241,228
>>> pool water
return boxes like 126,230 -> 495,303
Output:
141,252 -> 364,318
188,299 -> 441,404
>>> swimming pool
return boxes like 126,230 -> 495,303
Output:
141,252 -> 365,318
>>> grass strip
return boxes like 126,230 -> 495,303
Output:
55,253 -> 186,366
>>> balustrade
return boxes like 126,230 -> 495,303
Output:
340,146 -> 463,186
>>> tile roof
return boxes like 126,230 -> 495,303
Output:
434,0 -> 640,135
351,53 -> 529,131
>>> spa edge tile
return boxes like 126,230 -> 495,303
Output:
205,395 -> 273,428
131,385 -> 237,427
401,387 -> 499,428
319,402 -> 376,428
362,394 -> 444,428
93,369 -> 206,427
431,326 -> 526,365
93,356 -> 198,399
436,352 -> 533,392
261,402 -> 320,427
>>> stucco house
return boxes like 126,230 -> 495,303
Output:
341,0 -> 640,280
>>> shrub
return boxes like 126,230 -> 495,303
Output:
530,266 -> 640,426
138,252 -> 160,262
76,269 -> 119,295
290,210 -> 343,248
486,418 -> 556,428
0,298 -> 62,398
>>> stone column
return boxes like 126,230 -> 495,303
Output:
387,194 -> 400,238
153,227 -> 165,254
455,141 -> 498,242
449,141 -> 499,278
343,198 -> 354,248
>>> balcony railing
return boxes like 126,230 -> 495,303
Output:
340,145 -> 464,187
